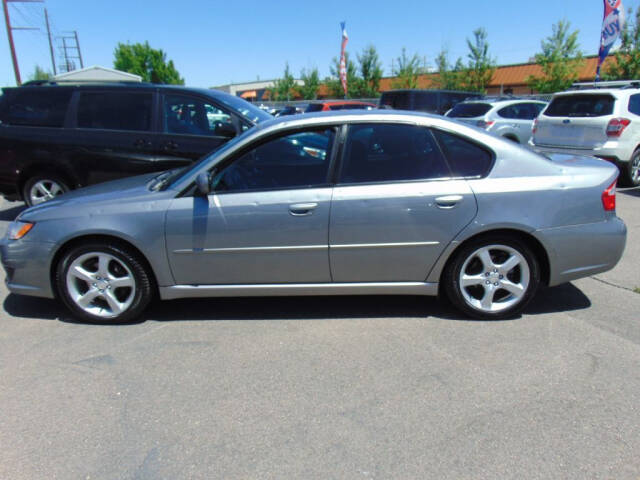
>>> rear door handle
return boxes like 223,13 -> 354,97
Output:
435,195 -> 463,209
289,203 -> 318,216
164,141 -> 179,151
134,138 -> 151,148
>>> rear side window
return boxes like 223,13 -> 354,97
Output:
448,103 -> 492,118
412,92 -> 438,112
0,89 -> 71,127
78,92 -> 152,131
340,123 -> 451,184
305,103 -> 324,113
379,92 -> 411,110
544,94 -> 614,117
628,94 -> 640,116
432,130 -> 493,178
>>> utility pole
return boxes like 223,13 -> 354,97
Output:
2,0 -> 44,85
3,0 -> 21,85
44,8 -> 56,75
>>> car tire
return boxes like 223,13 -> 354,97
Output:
23,174 -> 70,207
55,241 -> 154,324
619,150 -> 640,187
442,235 -> 540,320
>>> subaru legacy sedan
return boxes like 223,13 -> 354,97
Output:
0,111 -> 626,323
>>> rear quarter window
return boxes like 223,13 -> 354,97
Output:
628,94 -> 640,116
545,94 -> 615,117
78,91 -> 152,131
0,89 -> 71,127
432,129 -> 494,178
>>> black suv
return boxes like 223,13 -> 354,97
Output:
379,89 -> 482,116
0,83 -> 271,205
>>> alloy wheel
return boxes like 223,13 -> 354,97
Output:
65,252 -> 136,318
632,154 -> 640,185
458,244 -> 531,314
29,179 -> 65,205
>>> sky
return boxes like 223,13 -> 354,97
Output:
0,0 -> 638,88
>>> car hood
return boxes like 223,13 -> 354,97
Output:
19,173 -> 163,221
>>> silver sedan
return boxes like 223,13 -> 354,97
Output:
0,111 -> 627,323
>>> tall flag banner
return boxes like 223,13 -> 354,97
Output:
597,0 -> 625,80
339,22 -> 349,97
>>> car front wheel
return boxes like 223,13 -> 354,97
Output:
443,235 -> 540,320
55,242 -> 153,323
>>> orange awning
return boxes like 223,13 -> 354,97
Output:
240,90 -> 257,99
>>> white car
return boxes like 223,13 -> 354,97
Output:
446,98 -> 547,145
530,83 -> 640,187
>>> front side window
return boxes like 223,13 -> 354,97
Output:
78,92 -> 152,131
1,89 -> 71,127
339,123 -> 451,184
164,94 -> 234,137
212,129 -> 335,192
432,129 -> 493,178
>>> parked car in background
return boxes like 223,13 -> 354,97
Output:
305,100 -> 376,112
0,83 -> 271,205
1,111 -> 626,324
274,105 -> 306,117
379,89 -> 481,115
530,82 -> 640,187
447,97 -> 547,144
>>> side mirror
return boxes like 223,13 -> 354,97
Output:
215,122 -> 237,138
195,172 -> 211,196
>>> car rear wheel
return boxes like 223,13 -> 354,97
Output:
443,235 -> 540,320
23,174 -> 70,206
55,242 -> 153,324
620,150 -> 640,187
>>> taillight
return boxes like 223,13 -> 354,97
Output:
532,118 -> 538,135
602,179 -> 617,211
476,120 -> 494,129
606,118 -> 631,137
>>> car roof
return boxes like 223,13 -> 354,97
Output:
312,100 -> 377,106
551,88 -> 631,97
461,98 -> 546,106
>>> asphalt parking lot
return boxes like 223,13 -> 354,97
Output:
0,190 -> 639,480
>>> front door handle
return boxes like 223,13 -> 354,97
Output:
435,195 -> 463,209
289,203 -> 318,216
134,138 -> 151,148
164,141 -> 179,151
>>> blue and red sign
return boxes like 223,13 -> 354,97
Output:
597,0 -> 625,80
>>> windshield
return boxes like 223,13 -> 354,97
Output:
544,94 -> 615,117
305,103 -> 324,112
217,95 -> 272,124
447,103 -> 492,118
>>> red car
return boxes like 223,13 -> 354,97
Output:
305,100 -> 377,113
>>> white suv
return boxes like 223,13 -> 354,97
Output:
446,98 -> 547,145
530,85 -> 640,187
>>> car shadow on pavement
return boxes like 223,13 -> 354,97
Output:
620,188 -> 640,198
3,283 -> 591,324
0,204 -> 26,221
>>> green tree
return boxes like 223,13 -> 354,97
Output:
113,41 -> 184,84
432,49 -> 465,90
605,6 -> 640,80
462,28 -> 496,93
391,47 -> 425,89
356,44 -> 383,97
271,63 -> 297,101
298,67 -> 320,100
527,20 -> 583,93
29,65 -> 52,82
327,52 -> 359,98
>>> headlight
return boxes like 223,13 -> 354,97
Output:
7,221 -> 34,240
